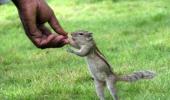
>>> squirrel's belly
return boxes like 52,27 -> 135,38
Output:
87,61 -> 112,81
86,55 -> 113,81
88,67 -> 108,81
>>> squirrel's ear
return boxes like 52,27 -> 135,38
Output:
87,32 -> 93,37
86,37 -> 93,41
89,32 -> 93,35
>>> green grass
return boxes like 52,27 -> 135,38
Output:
0,0 -> 170,100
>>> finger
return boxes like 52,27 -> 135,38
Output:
48,11 -> 68,36
38,25 -> 52,36
63,39 -> 70,44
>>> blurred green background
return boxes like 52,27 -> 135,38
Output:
0,0 -> 170,100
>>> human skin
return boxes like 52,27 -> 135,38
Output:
11,0 -> 69,49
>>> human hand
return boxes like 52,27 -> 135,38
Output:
11,0 -> 68,49
54,35 -> 69,45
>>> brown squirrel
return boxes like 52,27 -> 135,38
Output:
68,30 -> 156,100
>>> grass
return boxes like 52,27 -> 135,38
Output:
0,0 -> 170,100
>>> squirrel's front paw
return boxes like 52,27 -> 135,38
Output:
67,48 -> 74,53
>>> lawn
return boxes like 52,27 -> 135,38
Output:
0,0 -> 170,100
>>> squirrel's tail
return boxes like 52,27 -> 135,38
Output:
117,70 -> 156,82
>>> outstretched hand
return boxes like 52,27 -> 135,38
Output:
11,0 -> 68,49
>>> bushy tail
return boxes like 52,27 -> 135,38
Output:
117,71 -> 156,82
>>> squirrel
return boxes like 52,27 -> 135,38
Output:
67,30 -> 156,100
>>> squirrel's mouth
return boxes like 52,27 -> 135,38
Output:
72,37 -> 76,41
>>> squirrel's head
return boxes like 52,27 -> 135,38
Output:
71,30 -> 93,45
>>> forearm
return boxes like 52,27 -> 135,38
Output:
68,46 -> 90,57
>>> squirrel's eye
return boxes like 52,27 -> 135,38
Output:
79,33 -> 84,35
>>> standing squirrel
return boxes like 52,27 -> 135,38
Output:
68,30 -> 156,100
